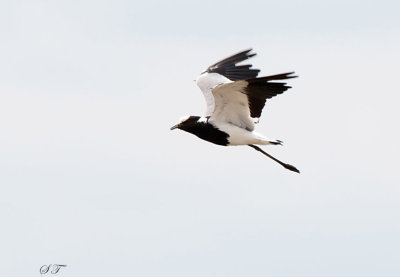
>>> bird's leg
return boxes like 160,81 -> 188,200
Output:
248,144 -> 300,173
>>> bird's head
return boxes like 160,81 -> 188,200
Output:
170,115 -> 201,131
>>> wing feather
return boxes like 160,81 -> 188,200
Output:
245,72 -> 297,118
210,81 -> 255,131
209,72 -> 297,130
196,50 -> 297,125
206,49 -> 260,81
196,49 -> 259,117
196,72 -> 231,117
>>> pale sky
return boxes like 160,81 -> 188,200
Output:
1,0 -> 400,276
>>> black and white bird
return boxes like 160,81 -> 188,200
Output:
171,49 -> 300,173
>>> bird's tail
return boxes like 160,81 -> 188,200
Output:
253,132 -> 283,146
264,139 -> 283,145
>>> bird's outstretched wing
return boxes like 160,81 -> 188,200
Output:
196,49 -> 259,116
210,72 -> 297,131
196,49 -> 297,124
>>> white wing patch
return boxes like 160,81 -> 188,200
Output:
196,72 -> 231,117
209,80 -> 255,131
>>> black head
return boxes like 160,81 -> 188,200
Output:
170,115 -> 201,131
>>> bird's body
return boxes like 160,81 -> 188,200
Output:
175,115 -> 273,146
171,49 -> 300,173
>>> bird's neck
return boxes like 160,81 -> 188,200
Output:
182,119 -> 229,146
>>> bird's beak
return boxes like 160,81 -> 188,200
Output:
170,124 -> 179,130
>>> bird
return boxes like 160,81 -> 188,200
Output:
170,49 -> 300,173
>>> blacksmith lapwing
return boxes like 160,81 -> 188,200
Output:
171,49 -> 299,173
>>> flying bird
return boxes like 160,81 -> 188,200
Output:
170,49 -> 299,173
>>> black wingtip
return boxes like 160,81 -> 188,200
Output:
286,72 -> 298,79
260,72 -> 298,81
206,49 -> 260,81
208,48 -> 257,69
241,48 -> 255,55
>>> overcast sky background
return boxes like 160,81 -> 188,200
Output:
1,0 -> 400,276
